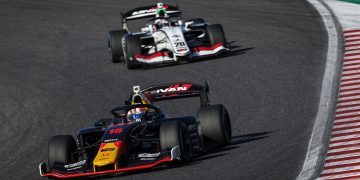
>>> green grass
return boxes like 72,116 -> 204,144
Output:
339,0 -> 360,5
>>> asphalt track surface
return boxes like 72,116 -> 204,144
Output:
0,0 -> 328,179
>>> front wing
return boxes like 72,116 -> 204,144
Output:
39,146 -> 180,179
134,43 -> 228,64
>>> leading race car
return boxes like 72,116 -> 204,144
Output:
39,82 -> 232,179
108,3 -> 229,69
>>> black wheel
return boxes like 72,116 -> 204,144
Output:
108,30 -> 128,63
185,18 -> 205,24
48,135 -> 77,169
160,121 -> 192,161
197,104 -> 232,146
124,35 -> 142,69
205,24 -> 226,46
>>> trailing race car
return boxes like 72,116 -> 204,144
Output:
108,3 -> 229,69
39,82 -> 232,179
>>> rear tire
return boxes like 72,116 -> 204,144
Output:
124,35 -> 142,69
205,24 -> 226,46
160,121 -> 192,161
48,135 -> 77,169
108,30 -> 128,63
197,104 -> 232,146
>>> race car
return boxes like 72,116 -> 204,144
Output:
108,3 -> 229,69
39,82 -> 232,179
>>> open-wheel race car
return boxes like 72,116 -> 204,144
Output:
107,3 -> 229,69
39,82 -> 232,179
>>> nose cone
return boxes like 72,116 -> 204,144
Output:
93,141 -> 124,171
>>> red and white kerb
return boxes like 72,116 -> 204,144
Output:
321,29 -> 360,180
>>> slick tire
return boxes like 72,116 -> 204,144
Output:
108,30 -> 128,63
160,121 -> 192,161
124,35 -> 142,69
205,24 -> 226,46
48,135 -> 77,169
197,104 -> 232,146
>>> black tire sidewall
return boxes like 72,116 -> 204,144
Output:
124,35 -> 142,69
205,24 -> 226,46
222,108 -> 232,145
197,104 -> 232,146
108,30 -> 127,63
160,121 -> 192,161
48,135 -> 77,169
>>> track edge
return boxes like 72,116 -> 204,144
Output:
296,0 -> 344,179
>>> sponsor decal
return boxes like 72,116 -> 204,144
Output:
154,84 -> 193,94
104,138 -> 118,142
138,152 -> 160,158
64,160 -> 86,169
175,42 -> 186,47
101,152 -> 112,157
140,157 -> 156,161
101,148 -> 115,152
108,128 -> 122,135
131,6 -> 169,16
67,166 -> 82,171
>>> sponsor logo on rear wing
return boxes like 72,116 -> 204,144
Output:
122,4 -> 181,21
137,82 -> 210,106
151,83 -> 193,94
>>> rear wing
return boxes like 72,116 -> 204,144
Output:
126,82 -> 210,106
121,4 -> 181,30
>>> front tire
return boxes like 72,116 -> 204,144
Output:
108,30 -> 128,63
197,104 -> 232,146
160,121 -> 192,161
48,135 -> 77,169
205,24 -> 226,47
124,35 -> 142,69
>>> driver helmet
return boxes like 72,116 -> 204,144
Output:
127,86 -> 151,122
153,3 -> 169,30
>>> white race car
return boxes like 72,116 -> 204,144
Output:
107,3 -> 229,69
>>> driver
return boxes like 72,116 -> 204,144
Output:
127,86 -> 151,122
153,3 -> 170,31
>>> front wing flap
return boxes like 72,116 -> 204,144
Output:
39,146 -> 180,179
134,43 -> 228,64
